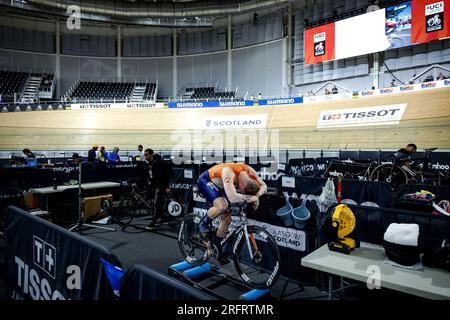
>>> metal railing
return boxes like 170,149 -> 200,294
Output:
78,77 -> 158,84
0,65 -> 55,75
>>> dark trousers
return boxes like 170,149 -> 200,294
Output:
151,188 -> 167,224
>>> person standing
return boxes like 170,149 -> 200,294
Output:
88,144 -> 98,163
107,147 -> 121,162
137,145 -> 145,161
97,146 -> 108,162
22,148 -> 36,159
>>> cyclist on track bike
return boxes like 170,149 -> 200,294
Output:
197,163 -> 267,262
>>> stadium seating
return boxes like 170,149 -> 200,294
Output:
70,81 -> 135,102
142,83 -> 157,101
69,81 -> 157,102
0,71 -> 29,103
182,86 -> 236,100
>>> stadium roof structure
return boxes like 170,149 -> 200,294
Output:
0,0 -> 291,26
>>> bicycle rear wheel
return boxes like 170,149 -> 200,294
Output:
178,213 -> 210,267
115,194 -> 137,227
232,226 -> 281,290
370,164 -> 408,189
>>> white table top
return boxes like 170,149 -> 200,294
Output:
30,181 -> 121,194
301,242 -> 450,300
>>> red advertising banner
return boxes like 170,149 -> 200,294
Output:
412,0 -> 450,44
304,23 -> 335,65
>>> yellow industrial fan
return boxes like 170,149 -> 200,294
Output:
327,204 -> 360,254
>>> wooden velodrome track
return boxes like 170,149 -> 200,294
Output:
0,87 -> 449,151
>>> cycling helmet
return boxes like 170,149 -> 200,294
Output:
383,223 -> 420,266
360,201 -> 380,208
341,199 -> 358,205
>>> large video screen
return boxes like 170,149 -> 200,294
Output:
304,0 -> 449,65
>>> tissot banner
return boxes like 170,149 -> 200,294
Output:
3,206 -> 121,300
317,103 -> 408,128
69,102 -> 164,110
201,114 -> 268,129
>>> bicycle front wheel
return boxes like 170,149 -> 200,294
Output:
116,194 -> 137,227
178,213 -> 210,267
232,226 -> 281,290
370,163 -> 408,189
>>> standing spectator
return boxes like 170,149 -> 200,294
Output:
390,79 -> 396,87
87,144 -> 98,163
424,74 -> 434,82
97,146 -> 108,162
332,86 -> 338,94
107,147 -> 121,162
137,145 -> 145,161
22,148 -> 37,167
22,148 -> 36,159
144,148 -> 154,163
257,93 -> 262,100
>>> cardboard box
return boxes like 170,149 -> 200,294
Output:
82,194 -> 113,221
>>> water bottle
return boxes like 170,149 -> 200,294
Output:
53,178 -> 57,190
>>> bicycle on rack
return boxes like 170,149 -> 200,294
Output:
325,160 -> 378,181
114,180 -> 155,228
178,201 -> 282,290
370,148 -> 442,189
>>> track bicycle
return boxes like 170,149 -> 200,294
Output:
114,180 -> 155,227
178,201 -> 281,290
325,160 -> 377,181
370,148 -> 443,189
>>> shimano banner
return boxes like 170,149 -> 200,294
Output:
257,97 -> 303,105
168,98 -> 303,108
168,100 -> 254,108
3,206 -> 121,300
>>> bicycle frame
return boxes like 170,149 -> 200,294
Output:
198,203 -> 258,260
131,187 -> 154,211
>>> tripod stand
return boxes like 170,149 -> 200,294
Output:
69,162 -> 116,233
